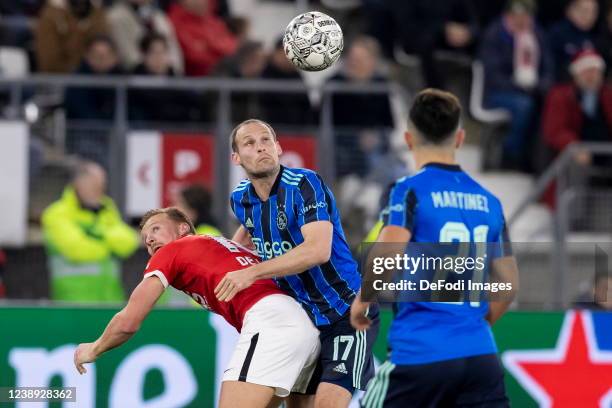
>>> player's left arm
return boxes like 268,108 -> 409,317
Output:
486,212 -> 519,325
215,221 -> 332,301
486,256 -> 519,325
254,220 -> 333,278
73,277 -> 165,374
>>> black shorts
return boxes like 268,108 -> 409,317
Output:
305,304 -> 380,394
361,354 -> 509,408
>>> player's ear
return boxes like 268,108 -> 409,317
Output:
404,131 -> 414,150
178,222 -> 191,236
231,151 -> 241,166
455,129 -> 465,149
275,140 -> 283,155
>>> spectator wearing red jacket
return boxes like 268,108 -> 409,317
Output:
542,49 -> 612,165
168,0 -> 238,76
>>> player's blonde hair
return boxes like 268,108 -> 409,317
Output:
230,119 -> 277,152
139,207 -> 196,234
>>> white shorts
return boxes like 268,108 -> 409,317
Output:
222,294 -> 320,397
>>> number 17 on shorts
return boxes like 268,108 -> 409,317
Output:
312,305 -> 380,393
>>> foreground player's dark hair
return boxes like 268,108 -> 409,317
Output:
139,207 -> 196,234
409,89 -> 462,145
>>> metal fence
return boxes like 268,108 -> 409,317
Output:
0,75 -> 396,234
509,142 -> 612,308
2,76 -> 611,308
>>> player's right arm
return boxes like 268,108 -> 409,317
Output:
351,225 -> 412,330
73,277 -> 164,374
74,243 -> 179,374
351,183 -> 416,330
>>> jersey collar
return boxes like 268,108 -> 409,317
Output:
423,162 -> 462,172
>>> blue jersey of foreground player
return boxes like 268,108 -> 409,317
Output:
381,162 -> 511,365
230,166 -> 361,326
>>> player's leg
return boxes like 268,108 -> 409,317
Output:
219,381 -> 276,408
360,360 -> 396,408
454,354 -> 509,408
314,304 -> 381,408
314,383 -> 351,408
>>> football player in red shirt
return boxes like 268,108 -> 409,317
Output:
74,207 -> 319,408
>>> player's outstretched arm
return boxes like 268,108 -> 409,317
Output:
73,277 -> 165,374
215,221 -> 333,302
486,256 -> 519,325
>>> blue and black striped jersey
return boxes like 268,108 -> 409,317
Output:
230,166 -> 360,326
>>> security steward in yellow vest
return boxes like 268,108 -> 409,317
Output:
42,161 -> 138,302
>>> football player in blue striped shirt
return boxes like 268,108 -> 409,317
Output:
351,89 -> 519,408
215,119 -> 380,408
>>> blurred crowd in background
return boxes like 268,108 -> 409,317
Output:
0,0 -> 611,303
0,0 -> 609,173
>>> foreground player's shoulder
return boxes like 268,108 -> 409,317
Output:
282,167 -> 329,193
462,173 -> 505,214
280,166 -> 309,187
380,175 -> 419,230
385,173 -> 421,202
230,179 -> 252,210
231,178 -> 251,196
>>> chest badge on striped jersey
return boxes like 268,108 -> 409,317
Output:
277,211 -> 288,230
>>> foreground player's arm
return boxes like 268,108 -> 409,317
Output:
253,220 -> 333,278
73,277 -> 164,374
215,220 -> 333,301
351,225 -> 411,330
486,256 -> 519,325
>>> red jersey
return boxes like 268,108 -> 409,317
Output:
143,235 -> 283,331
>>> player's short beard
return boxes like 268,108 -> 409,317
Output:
246,163 -> 280,180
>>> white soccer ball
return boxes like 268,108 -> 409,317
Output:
283,11 -> 344,72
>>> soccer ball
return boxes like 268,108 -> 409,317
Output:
283,11 -> 344,72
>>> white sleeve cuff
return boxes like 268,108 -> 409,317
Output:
144,270 -> 169,288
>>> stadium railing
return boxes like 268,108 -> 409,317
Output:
0,75 -> 394,235
509,142 -> 612,308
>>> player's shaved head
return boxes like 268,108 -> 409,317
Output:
230,119 -> 277,152
408,89 -> 462,145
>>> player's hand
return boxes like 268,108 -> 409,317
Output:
74,342 -> 98,375
350,293 -> 372,331
215,268 -> 256,302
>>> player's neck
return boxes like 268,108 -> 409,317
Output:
413,149 -> 457,170
250,166 -> 281,201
